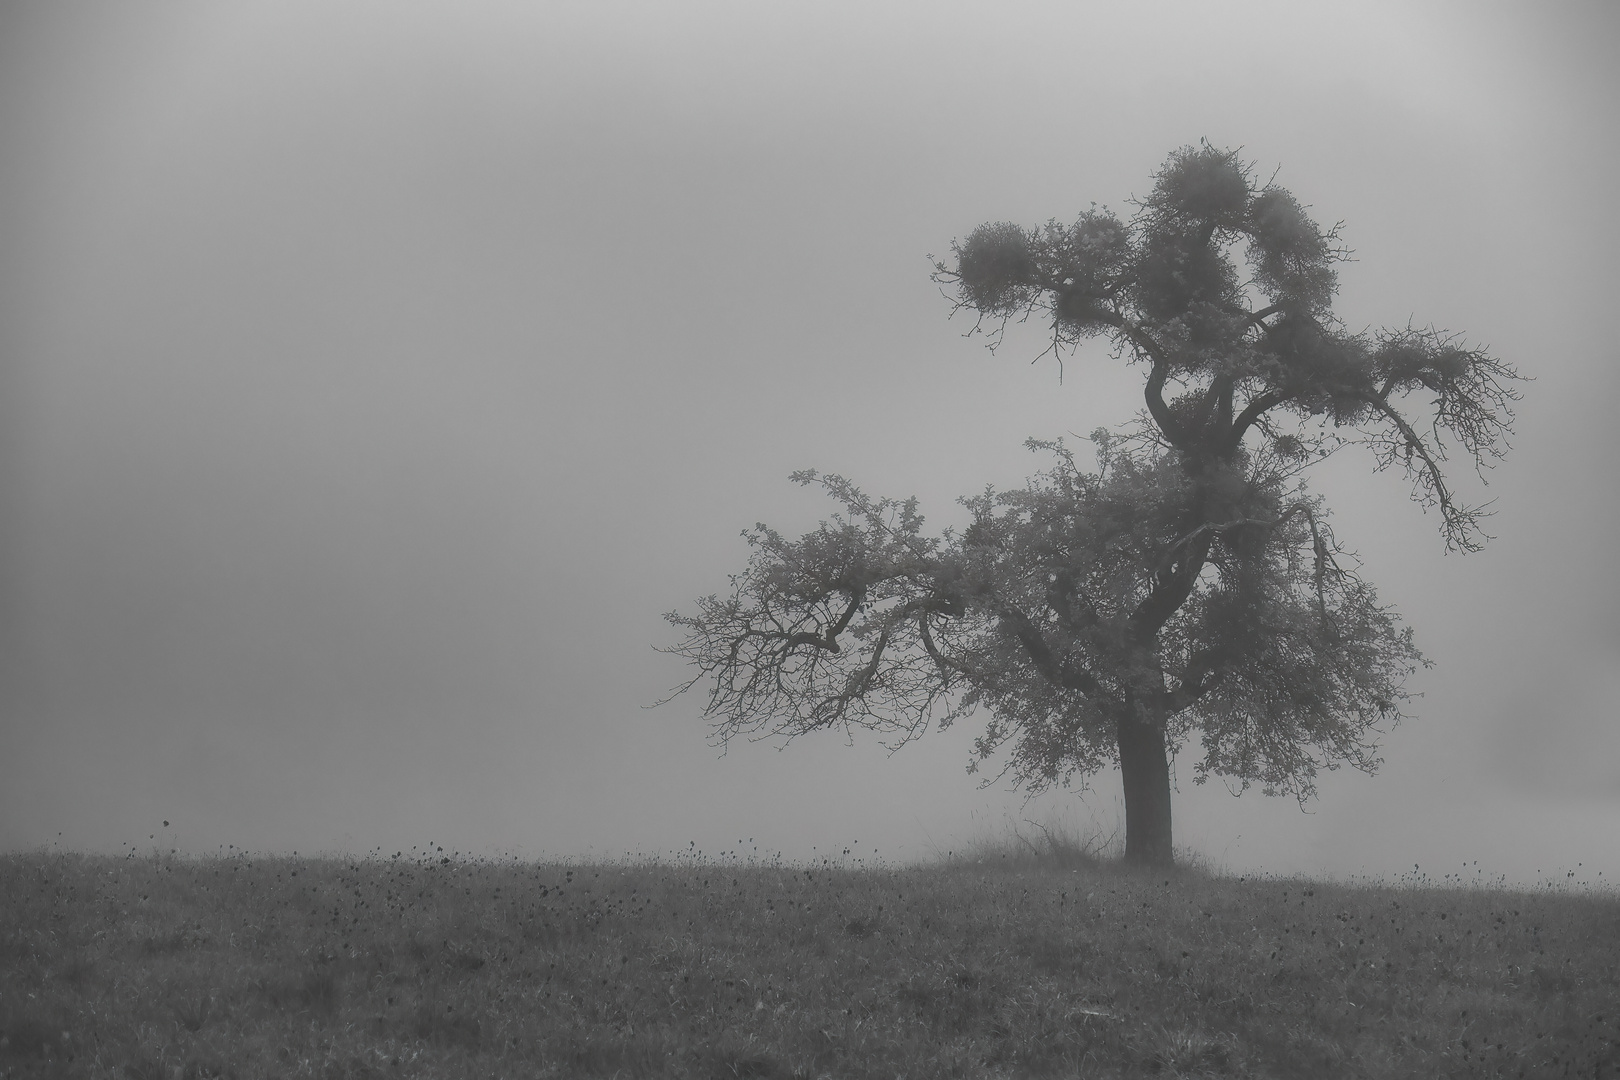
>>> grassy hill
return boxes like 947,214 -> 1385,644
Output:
2,846 -> 1615,1078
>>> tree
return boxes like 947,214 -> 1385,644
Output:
662,144 -> 1521,866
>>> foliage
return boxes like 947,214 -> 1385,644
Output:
666,439 -> 1418,802
4,849 -> 1614,1078
940,143 -> 1520,551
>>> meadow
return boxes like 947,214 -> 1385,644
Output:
2,841 -> 1616,1079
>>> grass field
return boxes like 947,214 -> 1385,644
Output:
2,843 -> 1616,1078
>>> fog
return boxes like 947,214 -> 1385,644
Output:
2,1 -> 1616,885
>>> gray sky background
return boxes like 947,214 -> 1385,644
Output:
2,1 -> 1616,884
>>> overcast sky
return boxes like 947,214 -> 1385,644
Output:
1,1 -> 1616,885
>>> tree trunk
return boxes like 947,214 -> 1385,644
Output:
1117,710 -> 1173,866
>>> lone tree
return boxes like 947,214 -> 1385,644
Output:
663,145 -> 1520,866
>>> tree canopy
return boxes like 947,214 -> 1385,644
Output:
663,144 -> 1521,865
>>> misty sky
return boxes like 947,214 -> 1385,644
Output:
2,1 -> 1616,885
